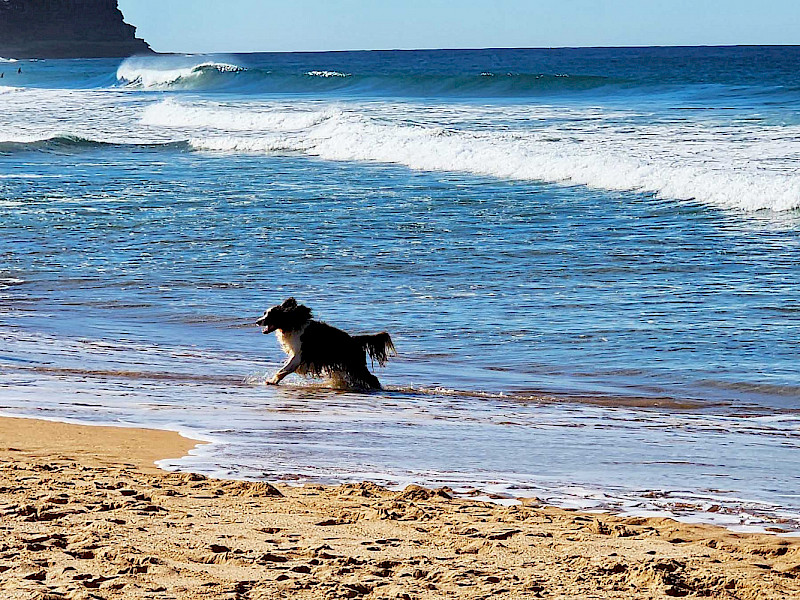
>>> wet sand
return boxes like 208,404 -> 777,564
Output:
0,416 -> 797,599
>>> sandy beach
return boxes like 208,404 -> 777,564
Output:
0,417 -> 796,599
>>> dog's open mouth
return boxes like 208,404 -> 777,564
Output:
261,324 -> 276,334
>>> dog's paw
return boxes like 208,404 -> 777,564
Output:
266,376 -> 280,385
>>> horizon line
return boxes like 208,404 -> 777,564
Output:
149,43 -> 800,55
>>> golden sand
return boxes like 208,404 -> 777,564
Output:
0,416 -> 797,599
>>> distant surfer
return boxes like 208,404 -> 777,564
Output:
18,67 -> 22,74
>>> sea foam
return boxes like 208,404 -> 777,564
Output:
141,98 -> 337,133
306,70 -> 351,78
143,99 -> 800,212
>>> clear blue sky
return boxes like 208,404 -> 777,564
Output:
118,0 -> 800,53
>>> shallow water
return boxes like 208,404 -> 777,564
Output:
1,47 -> 798,532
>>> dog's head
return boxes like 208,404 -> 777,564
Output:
256,297 -> 312,334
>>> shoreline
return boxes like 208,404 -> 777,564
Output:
0,416 -> 797,598
4,408 -> 796,537
0,416 -> 202,474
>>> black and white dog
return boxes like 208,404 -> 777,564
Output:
256,298 -> 395,390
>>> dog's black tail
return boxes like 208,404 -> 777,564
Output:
354,332 -> 396,367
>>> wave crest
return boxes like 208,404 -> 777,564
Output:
0,134 -> 189,154
117,57 -> 247,89
116,56 -> 620,97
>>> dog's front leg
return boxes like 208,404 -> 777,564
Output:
268,354 -> 301,385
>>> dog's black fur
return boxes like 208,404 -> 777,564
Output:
256,298 -> 395,390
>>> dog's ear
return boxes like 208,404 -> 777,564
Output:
281,298 -> 298,309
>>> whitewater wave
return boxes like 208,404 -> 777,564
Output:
143,99 -> 800,212
141,98 -> 338,132
0,57 -> 18,63
117,57 -> 247,89
306,70 -> 351,78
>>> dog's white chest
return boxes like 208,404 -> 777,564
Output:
276,325 -> 305,357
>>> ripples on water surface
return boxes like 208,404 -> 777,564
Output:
0,47 -> 798,533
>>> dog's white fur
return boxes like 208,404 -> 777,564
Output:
276,323 -> 307,357
271,324 -> 308,384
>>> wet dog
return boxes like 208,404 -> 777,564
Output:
256,298 -> 395,390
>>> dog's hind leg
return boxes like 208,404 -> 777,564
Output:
268,354 -> 302,385
364,373 -> 382,390
350,367 -> 382,391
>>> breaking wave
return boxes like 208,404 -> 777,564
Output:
143,99 -> 800,212
115,56 -> 625,97
117,58 -> 247,89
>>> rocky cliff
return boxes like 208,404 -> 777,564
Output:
0,0 -> 152,58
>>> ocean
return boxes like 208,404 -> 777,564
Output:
0,46 -> 798,533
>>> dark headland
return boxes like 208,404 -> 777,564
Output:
0,0 -> 151,59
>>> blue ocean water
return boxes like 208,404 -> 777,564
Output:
1,47 -> 798,532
